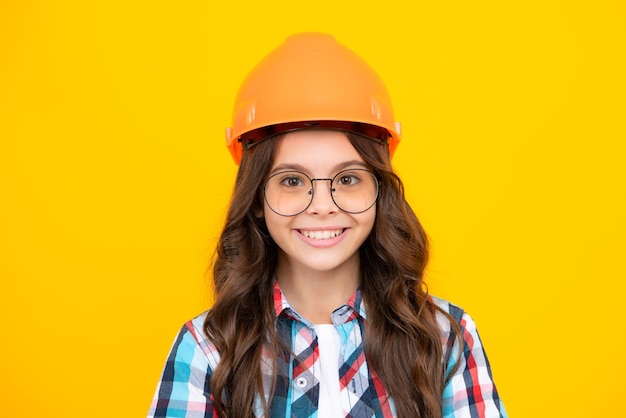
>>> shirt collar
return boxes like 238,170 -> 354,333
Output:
272,279 -> 367,325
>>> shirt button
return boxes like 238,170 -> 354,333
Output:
295,377 -> 307,388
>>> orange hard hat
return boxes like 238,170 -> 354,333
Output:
225,32 -> 401,164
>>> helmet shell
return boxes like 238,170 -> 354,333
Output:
225,32 -> 401,164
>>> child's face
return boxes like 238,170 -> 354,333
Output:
263,130 -> 376,277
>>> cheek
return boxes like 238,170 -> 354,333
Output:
263,205 -> 288,241
361,208 -> 376,233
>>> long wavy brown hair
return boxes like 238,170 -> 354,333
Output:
204,132 -> 460,418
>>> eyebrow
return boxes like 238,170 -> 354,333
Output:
269,160 -> 369,176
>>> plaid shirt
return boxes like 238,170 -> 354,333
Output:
149,282 -> 507,417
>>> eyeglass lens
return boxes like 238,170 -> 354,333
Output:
263,169 -> 378,216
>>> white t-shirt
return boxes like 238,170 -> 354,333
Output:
314,324 -> 344,417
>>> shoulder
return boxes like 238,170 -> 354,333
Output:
186,310 -> 211,347
430,296 -> 482,342
430,295 -> 466,324
431,298 -> 508,417
430,295 -> 470,338
170,310 -> 221,371
149,312 -> 219,417
429,296 -> 482,358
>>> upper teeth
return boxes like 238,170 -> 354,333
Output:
301,229 -> 343,240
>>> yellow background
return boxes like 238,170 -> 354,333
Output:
1,1 -> 624,416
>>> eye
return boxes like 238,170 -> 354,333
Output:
279,173 -> 307,187
337,173 -> 361,186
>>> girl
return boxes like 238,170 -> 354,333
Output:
149,33 -> 507,418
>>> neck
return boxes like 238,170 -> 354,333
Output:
275,254 -> 360,324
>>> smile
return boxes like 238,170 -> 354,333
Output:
299,229 -> 345,240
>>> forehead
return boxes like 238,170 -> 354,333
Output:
271,130 -> 364,172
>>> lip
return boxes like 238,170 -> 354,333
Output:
295,227 -> 348,248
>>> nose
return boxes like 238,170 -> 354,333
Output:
306,179 -> 338,215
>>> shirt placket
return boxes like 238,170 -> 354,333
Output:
289,315 -> 321,417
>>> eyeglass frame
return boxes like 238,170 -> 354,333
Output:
261,168 -> 380,217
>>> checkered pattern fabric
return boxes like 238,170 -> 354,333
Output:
148,282 -> 507,417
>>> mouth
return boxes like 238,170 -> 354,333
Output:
298,228 -> 345,240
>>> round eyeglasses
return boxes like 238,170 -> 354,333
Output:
263,168 -> 379,217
